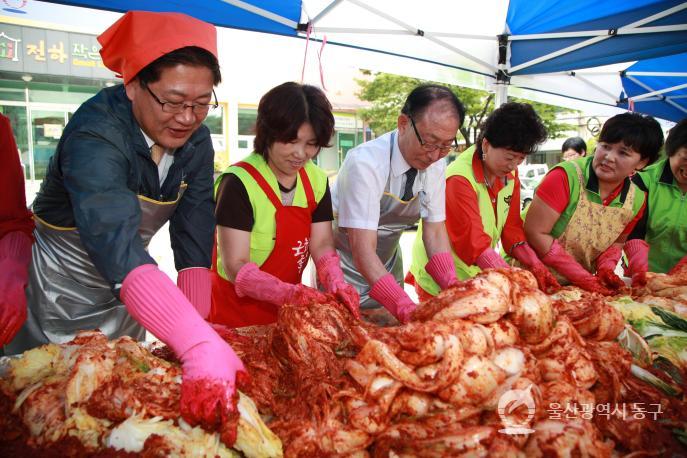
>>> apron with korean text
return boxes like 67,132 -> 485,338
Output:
334,132 -> 422,308
556,162 -> 636,277
5,184 -> 187,355
209,162 -> 316,328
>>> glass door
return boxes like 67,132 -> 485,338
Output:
30,109 -> 66,181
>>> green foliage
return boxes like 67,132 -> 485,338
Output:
356,71 -> 576,147
510,97 -> 577,140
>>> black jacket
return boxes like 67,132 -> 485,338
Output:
33,85 -> 215,294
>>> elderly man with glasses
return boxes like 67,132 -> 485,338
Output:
331,84 -> 464,323
4,11 -> 247,444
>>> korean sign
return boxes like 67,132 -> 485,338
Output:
0,23 -> 114,79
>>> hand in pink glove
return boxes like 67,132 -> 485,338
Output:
178,267 -> 211,319
235,262 -> 328,306
121,264 -> 248,446
425,252 -> 459,289
475,247 -> 510,270
512,243 -> 560,293
669,255 -> 687,276
316,251 -> 360,319
369,273 -> 416,323
624,239 -> 649,287
541,240 -> 613,295
0,231 -> 32,346
595,244 -> 625,290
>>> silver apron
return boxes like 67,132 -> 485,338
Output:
334,132 -> 422,308
5,184 -> 187,354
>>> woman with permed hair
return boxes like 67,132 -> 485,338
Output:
628,118 -> 687,276
524,112 -> 663,294
209,82 -> 359,327
408,102 -> 560,299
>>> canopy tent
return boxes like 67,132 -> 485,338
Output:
41,0 -> 687,121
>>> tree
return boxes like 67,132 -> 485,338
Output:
356,71 -> 577,149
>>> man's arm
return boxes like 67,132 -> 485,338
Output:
347,227 -> 389,286
422,220 -> 451,259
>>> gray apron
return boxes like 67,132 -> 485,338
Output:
5,184 -> 187,355
334,132 -> 423,308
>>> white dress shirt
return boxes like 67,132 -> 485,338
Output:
332,130 -> 446,230
141,130 -> 174,185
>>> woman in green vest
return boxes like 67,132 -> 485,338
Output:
524,113 -> 663,293
209,82 -> 359,327
409,102 -> 559,299
629,118 -> 687,275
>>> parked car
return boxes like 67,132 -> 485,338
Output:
518,164 -> 549,210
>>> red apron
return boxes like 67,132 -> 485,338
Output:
209,162 -> 316,327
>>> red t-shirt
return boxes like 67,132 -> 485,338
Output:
535,167 -> 645,236
446,154 -> 526,266
0,114 -> 33,241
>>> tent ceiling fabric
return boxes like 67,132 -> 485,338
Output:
40,0 -> 687,121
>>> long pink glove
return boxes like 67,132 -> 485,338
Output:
475,247 -> 509,270
316,251 -> 360,319
369,273 -> 416,323
669,255 -> 687,276
425,252 -> 458,289
512,243 -> 560,293
541,240 -> 613,295
178,267 -> 211,319
624,239 -> 649,287
595,245 -> 625,290
234,262 -> 327,306
0,231 -> 32,346
121,264 -> 247,446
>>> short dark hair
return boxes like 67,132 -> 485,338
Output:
253,82 -> 334,159
477,102 -> 547,156
598,112 -> 663,164
401,84 -> 465,126
562,137 -> 587,155
135,46 -> 221,86
665,118 -> 687,157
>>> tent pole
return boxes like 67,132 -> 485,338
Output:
495,34 -> 510,107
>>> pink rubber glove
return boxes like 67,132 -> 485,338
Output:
178,267 -> 211,319
369,273 -> 416,323
541,240 -> 613,295
595,245 -> 625,290
121,264 -> 248,446
475,247 -> 509,270
512,243 -> 561,293
316,251 -> 360,319
0,231 -> 32,346
624,239 -> 649,287
669,255 -> 687,276
425,252 -> 458,289
235,262 -> 328,306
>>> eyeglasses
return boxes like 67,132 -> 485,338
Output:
409,116 -> 458,154
145,84 -> 218,115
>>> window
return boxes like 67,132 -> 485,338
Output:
238,107 -> 257,135
202,104 -> 224,135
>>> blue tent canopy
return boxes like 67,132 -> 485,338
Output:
38,0 -> 687,121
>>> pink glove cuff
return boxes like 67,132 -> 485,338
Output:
315,250 -> 345,291
178,268 -> 211,319
425,252 -> 457,290
596,245 -> 623,272
234,262 -> 294,305
624,239 -> 649,275
542,239 -> 595,283
476,248 -> 509,270
0,231 -> 32,265
121,264 -> 209,357
370,273 -> 415,320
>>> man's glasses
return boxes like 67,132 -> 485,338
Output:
145,84 -> 218,115
409,116 -> 458,154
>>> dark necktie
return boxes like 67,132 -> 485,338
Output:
402,167 -> 417,201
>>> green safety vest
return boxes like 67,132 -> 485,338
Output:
409,146 -> 514,296
547,156 -> 645,239
636,158 -> 687,273
213,152 -> 329,280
